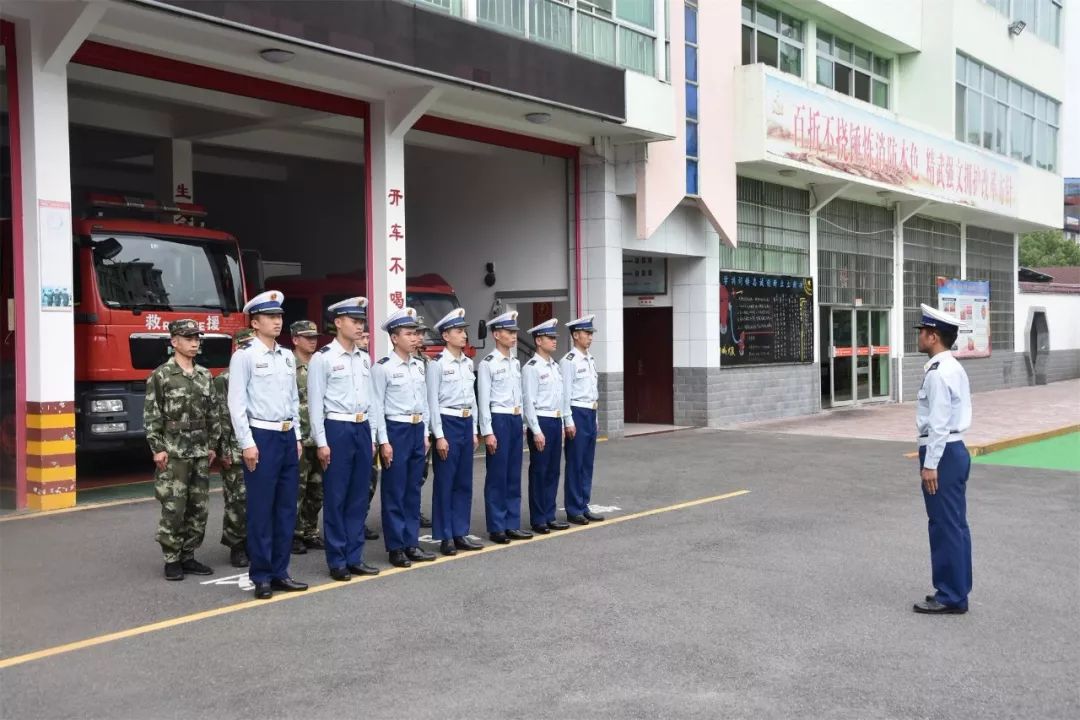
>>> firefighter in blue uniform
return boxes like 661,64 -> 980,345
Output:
307,296 -> 382,581
478,311 -> 533,544
912,303 -> 973,615
560,314 -> 604,525
426,308 -> 483,556
522,318 -> 571,535
372,307 -> 436,568
227,290 -> 307,600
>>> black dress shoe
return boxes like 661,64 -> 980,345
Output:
419,513 -> 433,529
347,563 -> 380,576
365,525 -> 380,540
181,558 -> 213,576
405,546 -> 437,562
548,520 -> 570,531
230,546 -> 249,568
164,561 -> 184,581
291,537 -> 308,555
454,536 -> 484,551
389,550 -> 412,568
330,567 -> 352,582
303,536 -> 326,550
440,540 -> 458,556
254,582 -> 272,600
489,532 -> 510,544
913,599 -> 967,614
531,524 -> 552,535
506,529 -> 534,540
583,511 -> 605,522
270,577 -> 309,592
567,514 -> 589,525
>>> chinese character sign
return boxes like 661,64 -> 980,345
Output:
937,278 -> 990,358
765,75 -> 1018,216
720,273 -> 814,366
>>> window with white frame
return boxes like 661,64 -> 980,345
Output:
815,30 -> 890,109
740,0 -> 803,78
984,0 -> 1062,46
955,53 -> 1060,172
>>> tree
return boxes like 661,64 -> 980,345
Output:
1019,230 -> 1080,268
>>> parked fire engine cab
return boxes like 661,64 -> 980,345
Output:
266,272 -> 477,358
74,194 -> 247,451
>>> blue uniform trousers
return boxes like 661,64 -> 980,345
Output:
322,419 -> 373,570
564,407 -> 597,517
432,414 -> 475,541
244,427 -> 299,584
484,413 -> 523,534
381,421 -> 426,552
920,441 -> 973,609
528,416 -> 564,527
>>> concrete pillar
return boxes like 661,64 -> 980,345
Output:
16,21 -> 76,510
367,88 -> 440,359
154,139 -> 195,221
671,231 -> 720,427
578,143 -> 624,438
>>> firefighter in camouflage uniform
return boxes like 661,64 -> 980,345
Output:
144,319 -> 222,581
216,327 -> 255,568
291,320 -> 325,554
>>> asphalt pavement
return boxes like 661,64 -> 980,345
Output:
1,429 -> 1077,719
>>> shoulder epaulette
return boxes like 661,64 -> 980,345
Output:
484,354 -> 494,362
928,362 -> 940,371
527,358 -> 537,366
565,352 -> 575,361
378,356 -> 389,364
434,352 -> 444,362
318,345 -> 331,354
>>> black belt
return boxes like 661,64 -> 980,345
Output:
919,430 -> 960,438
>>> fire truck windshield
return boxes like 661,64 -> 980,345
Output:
409,292 -> 461,346
91,233 -> 243,312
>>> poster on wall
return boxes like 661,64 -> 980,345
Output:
720,272 -> 814,366
38,200 -> 74,312
623,255 -> 667,295
937,278 -> 990,358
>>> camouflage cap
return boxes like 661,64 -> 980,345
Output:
233,328 -> 255,345
290,320 -> 319,337
169,319 -> 202,337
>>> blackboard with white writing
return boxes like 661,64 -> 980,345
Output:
720,273 -> 814,365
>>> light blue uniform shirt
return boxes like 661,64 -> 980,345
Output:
477,348 -> 521,437
559,347 -> 598,429
227,340 -> 301,450
522,353 -> 564,436
916,350 -> 972,470
371,352 -> 429,444
307,339 -> 380,448
426,350 -> 478,439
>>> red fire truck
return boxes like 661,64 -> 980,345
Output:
73,194 -> 247,451
266,271 -> 477,358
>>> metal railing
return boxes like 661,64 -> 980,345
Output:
414,0 -> 657,76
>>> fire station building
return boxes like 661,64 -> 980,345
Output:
0,0 -> 1073,511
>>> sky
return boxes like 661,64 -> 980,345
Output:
1063,3 -> 1079,178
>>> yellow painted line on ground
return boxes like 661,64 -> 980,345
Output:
0,489 -> 749,670
902,423 -> 1080,459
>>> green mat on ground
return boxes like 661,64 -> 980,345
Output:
973,432 -> 1080,473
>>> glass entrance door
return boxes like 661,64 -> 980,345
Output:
825,307 -> 890,407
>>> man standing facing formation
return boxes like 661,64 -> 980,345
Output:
912,303 -> 973,615
426,308 -> 482,556
522,318 -> 570,536
372,307 -> 435,568
478,311 -> 532,545
290,320 -> 325,556
144,319 -> 219,581
307,297 -> 381,581
216,327 -> 254,568
227,291 -> 308,600
561,315 -> 604,526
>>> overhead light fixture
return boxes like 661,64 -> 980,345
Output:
778,169 -> 797,177
525,112 -> 552,124
876,190 -> 891,198
1008,20 -> 1026,36
259,48 -> 296,64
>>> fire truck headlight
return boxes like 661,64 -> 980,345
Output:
90,399 -> 125,413
91,422 -> 127,434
